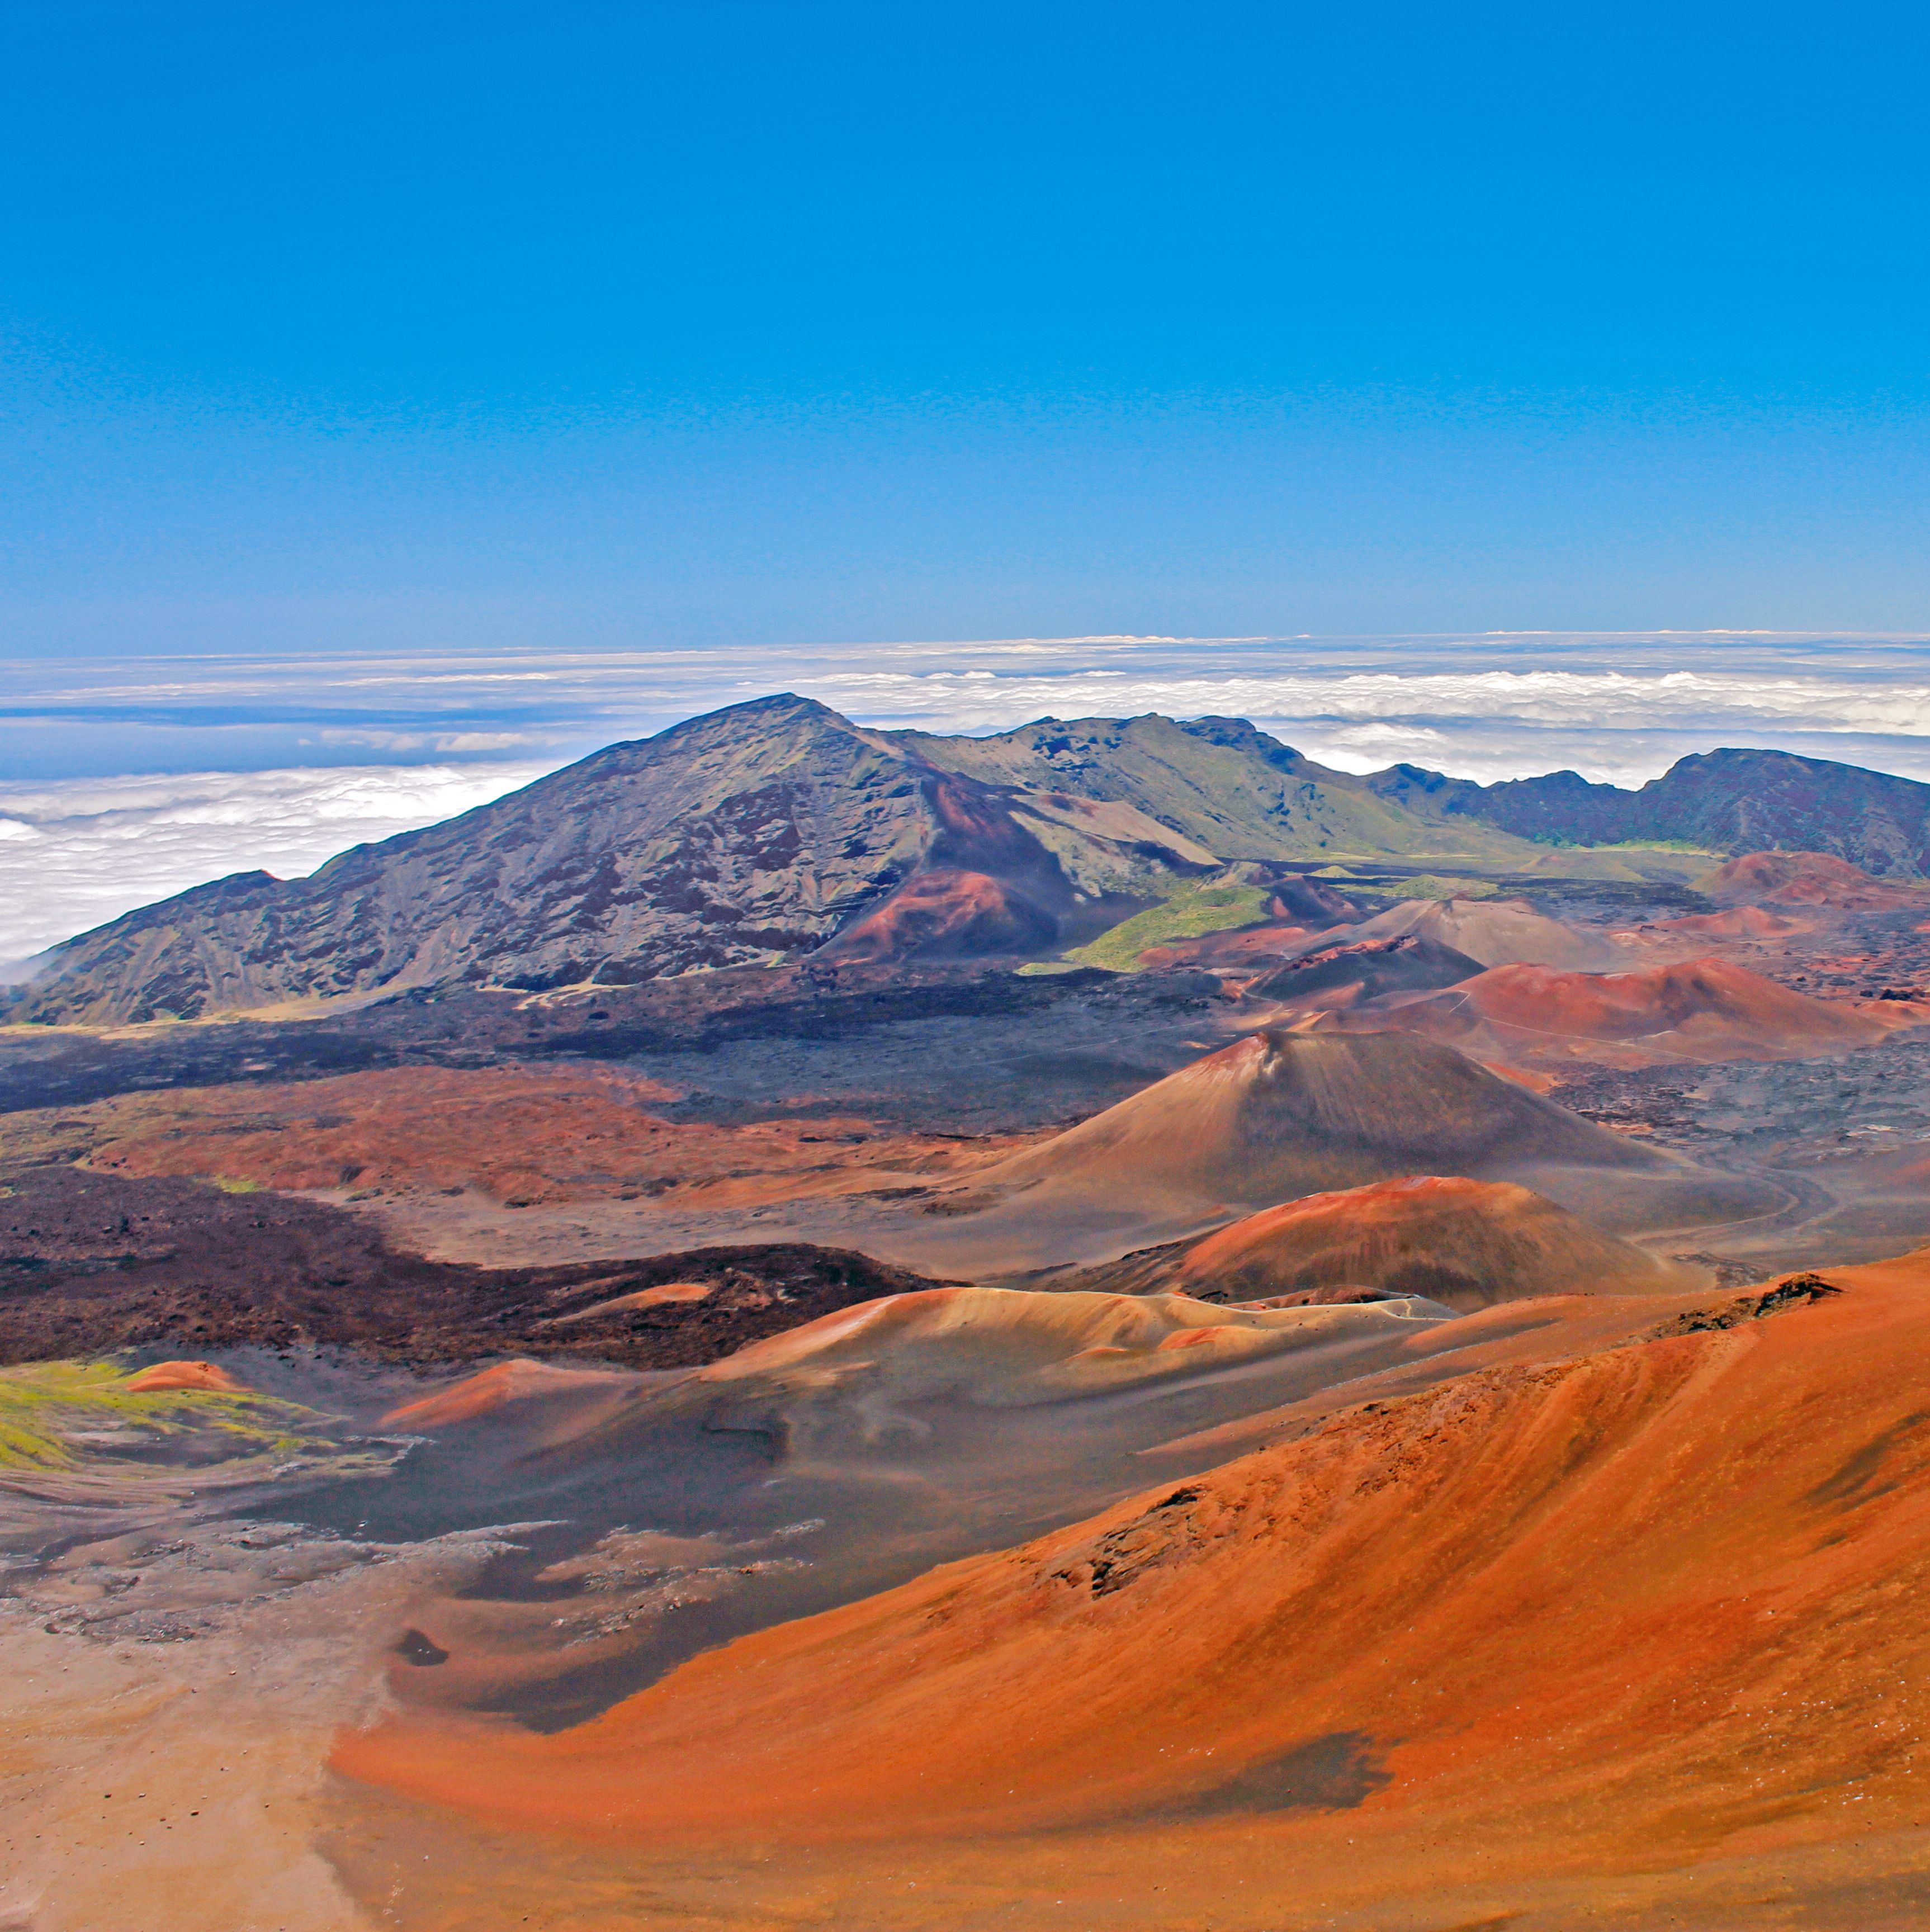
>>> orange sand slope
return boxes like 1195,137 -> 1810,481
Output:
1073,1174 -> 1700,1309
1310,955 -> 1915,1067
337,1252 -> 1930,1907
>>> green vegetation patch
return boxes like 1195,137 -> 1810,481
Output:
1583,840 -> 1722,855
1059,880 -> 1272,973
0,1360 -> 318,1472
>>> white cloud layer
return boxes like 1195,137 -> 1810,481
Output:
0,762 -> 551,969
6,633 -> 1930,961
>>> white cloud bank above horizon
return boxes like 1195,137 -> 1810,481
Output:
6,631 -> 1930,963
0,761 -> 553,968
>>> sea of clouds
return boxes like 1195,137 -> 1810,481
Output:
6,631 -> 1930,967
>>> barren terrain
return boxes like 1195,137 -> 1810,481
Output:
7,837 -> 1930,1929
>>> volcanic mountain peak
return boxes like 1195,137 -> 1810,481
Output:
14,694 -> 1231,1024
891,712 -> 1542,866
23,693 -> 1929,1028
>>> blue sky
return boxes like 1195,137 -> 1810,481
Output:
4,1 -> 1930,660
8,3 -> 1930,957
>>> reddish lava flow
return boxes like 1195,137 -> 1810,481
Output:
335,1255 -> 1930,1920
68,1064 -> 1019,1209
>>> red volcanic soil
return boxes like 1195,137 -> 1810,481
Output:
122,1358 -> 246,1393
1320,955 -> 1908,1067
65,1065 -> 1022,1210
818,868 -> 1056,963
1077,1175 -> 1697,1310
1701,849 -> 1928,910
335,1257 -> 1930,1920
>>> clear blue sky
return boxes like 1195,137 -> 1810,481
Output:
3,1 -> 1928,656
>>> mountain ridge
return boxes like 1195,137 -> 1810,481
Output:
1367,744 -> 1930,875
13,693 -> 1928,1025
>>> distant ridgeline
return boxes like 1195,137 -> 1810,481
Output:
12,693 -> 1930,1025
1366,748 -> 1930,872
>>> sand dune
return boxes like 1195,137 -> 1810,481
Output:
1311,955 -> 1907,1067
335,1256 -> 1930,1926
1061,1175 -> 1699,1309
